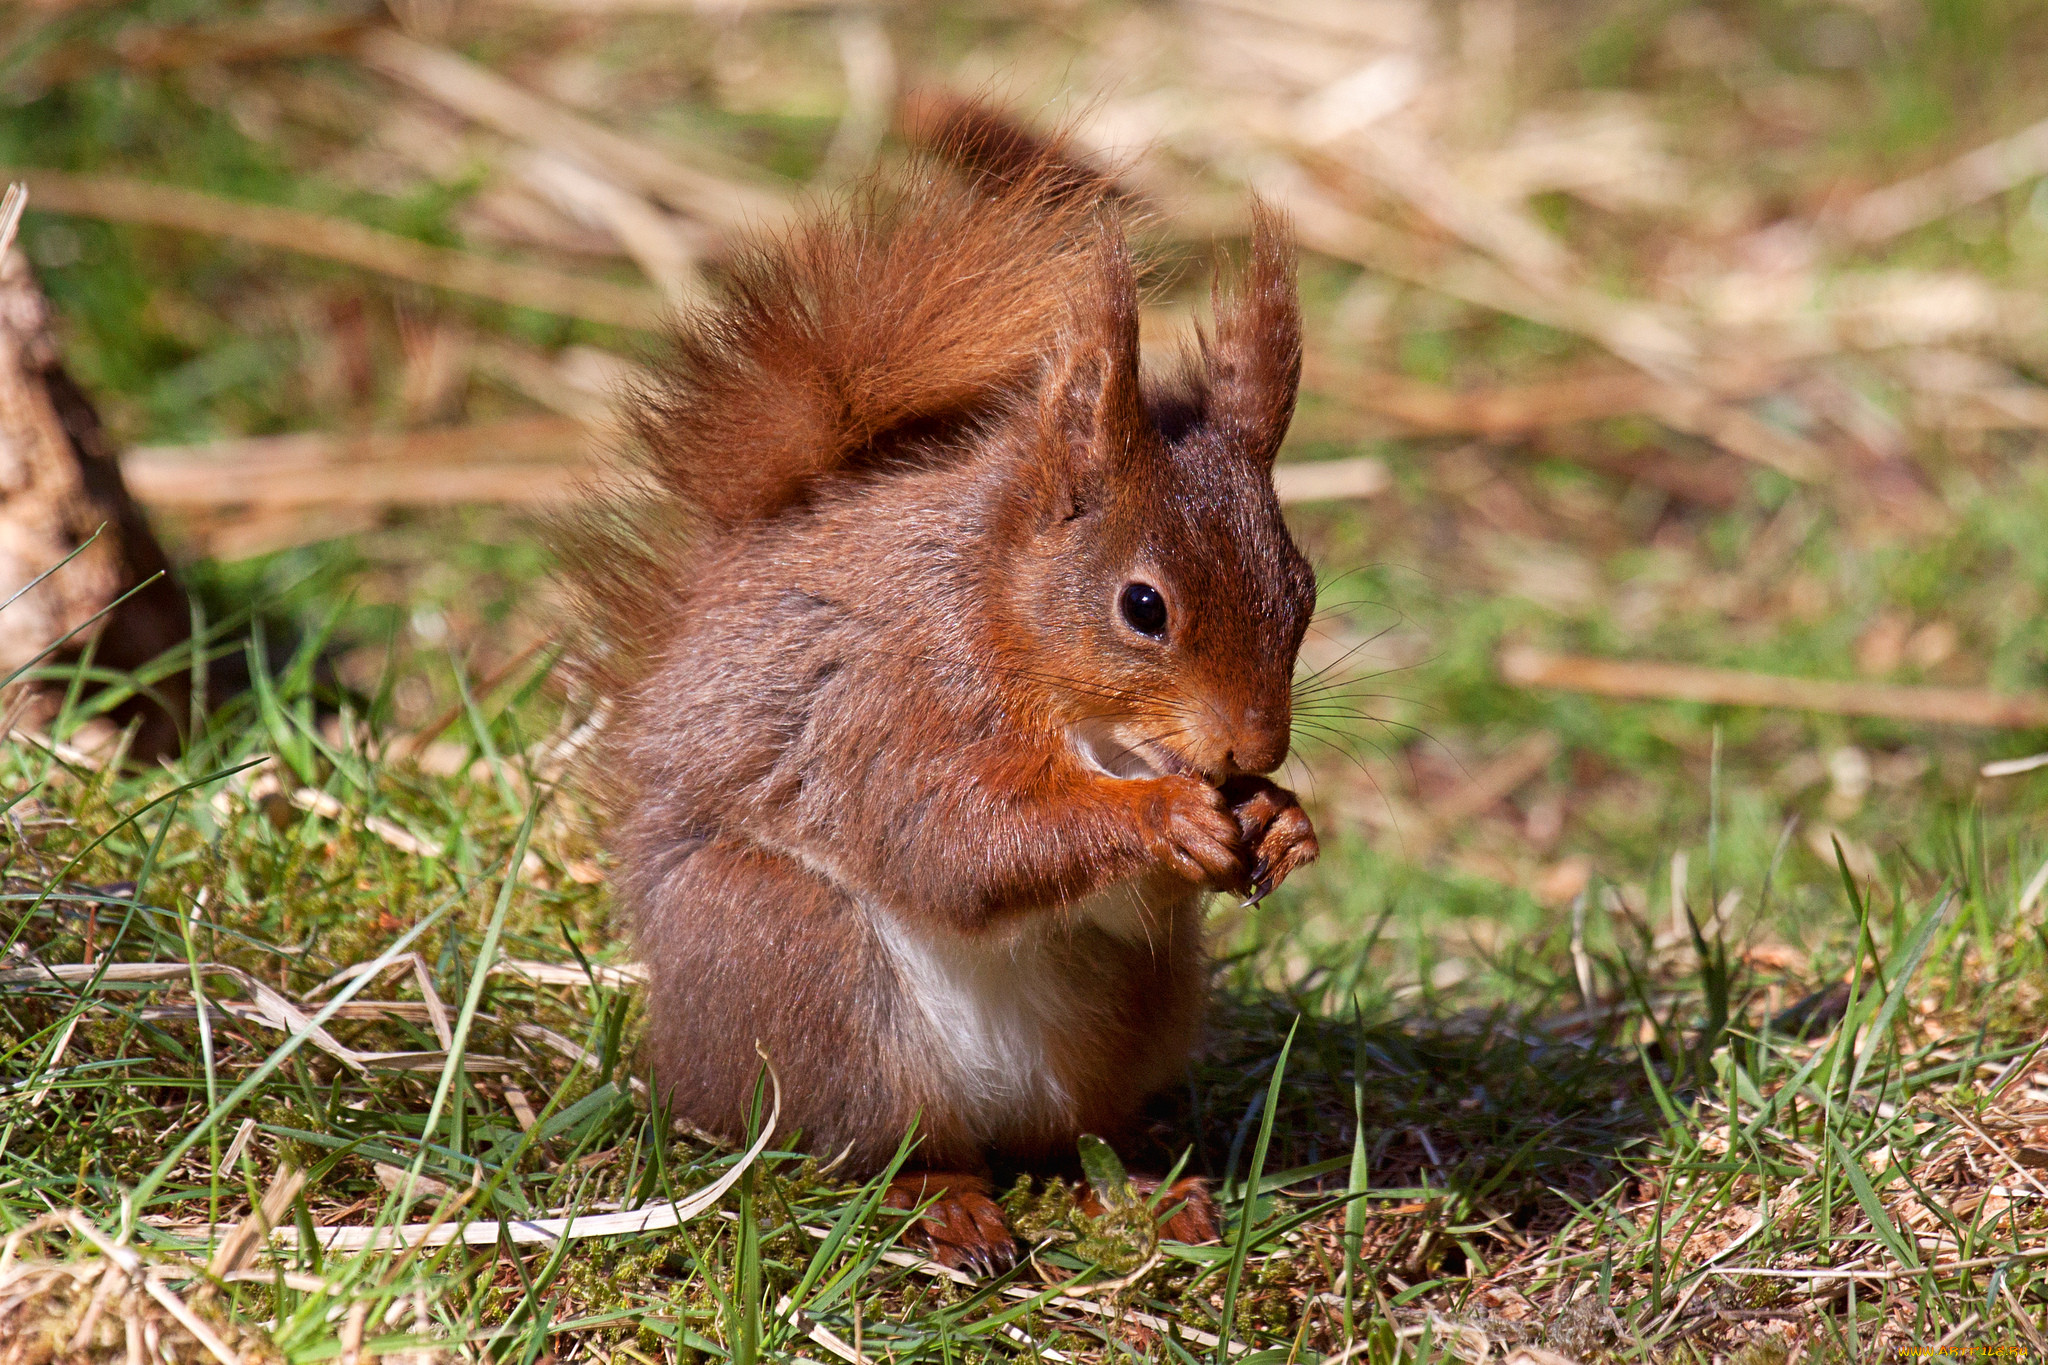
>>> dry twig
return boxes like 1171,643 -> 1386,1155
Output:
355,29 -> 786,234
10,169 -> 659,327
520,152 -> 706,307
0,960 -> 516,1075
1280,179 -> 1825,480
1308,363 -> 1665,438
0,1212 -> 272,1365
121,416 -> 596,511
277,1053 -> 780,1251
1273,456 -> 1392,504
29,10 -> 374,86
1501,646 -> 2048,728
1426,732 -> 1561,828
1832,113 -> 2048,246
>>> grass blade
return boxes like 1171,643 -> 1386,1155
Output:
1215,1014 -> 1297,1362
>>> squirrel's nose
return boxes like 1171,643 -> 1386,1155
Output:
1225,741 -> 1285,776
1224,704 -> 1290,775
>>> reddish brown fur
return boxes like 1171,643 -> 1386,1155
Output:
567,103 -> 1319,1268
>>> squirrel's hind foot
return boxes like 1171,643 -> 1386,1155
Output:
1077,1174 -> 1222,1245
886,1173 -> 1018,1277
1148,1175 -> 1221,1244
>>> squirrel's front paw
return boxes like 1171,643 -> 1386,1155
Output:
1137,775 -> 1249,891
1219,777 -> 1319,903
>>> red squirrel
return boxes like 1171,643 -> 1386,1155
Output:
568,98 -> 1320,1271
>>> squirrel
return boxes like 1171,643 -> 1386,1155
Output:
566,97 -> 1321,1272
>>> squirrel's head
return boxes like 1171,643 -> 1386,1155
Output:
997,204 -> 1315,786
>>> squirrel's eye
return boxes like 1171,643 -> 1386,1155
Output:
1119,582 -> 1168,638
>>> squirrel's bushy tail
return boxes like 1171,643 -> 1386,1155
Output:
563,100 -> 1118,701
628,106 -> 1114,529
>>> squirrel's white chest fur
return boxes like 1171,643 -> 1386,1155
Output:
866,881 -> 1171,1140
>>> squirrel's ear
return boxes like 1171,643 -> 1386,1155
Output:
1202,200 -> 1300,470
1035,226 -> 1144,513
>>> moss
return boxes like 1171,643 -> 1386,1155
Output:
1000,1176 -> 1156,1276
77,1016 -> 132,1060
1727,1341 -> 1791,1365
254,1099 -> 327,1172
548,1235 -> 678,1329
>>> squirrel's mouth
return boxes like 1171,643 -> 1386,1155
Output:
1066,718 -> 1194,782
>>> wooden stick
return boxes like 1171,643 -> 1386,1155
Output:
10,169 -> 659,328
1501,646 -> 2048,728
128,424 -> 1387,513
355,29 -> 786,234
183,507 -> 382,563
0,183 -> 25,258
130,461 -> 584,511
1934,385 -> 2048,432
1310,364 -> 1662,438
1642,384 -> 1826,483
1386,730 -> 1562,859
520,152 -> 707,307
128,429 -> 1384,517
1832,113 -> 2048,246
1272,455 -> 1391,503
30,11 -> 372,86
121,416 -> 596,510
484,0 -> 879,11
1529,431 -> 1748,509
400,635 -> 554,760
1323,126 -> 1578,288
1303,363 -> 1755,507
1427,732 -> 1560,827
1284,158 -> 1701,380
1281,181 -> 1825,481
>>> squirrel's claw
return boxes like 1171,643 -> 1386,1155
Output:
1221,778 -> 1318,900
887,1175 -> 1018,1278
1240,860 -> 1273,907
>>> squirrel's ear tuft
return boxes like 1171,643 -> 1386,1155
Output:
1202,200 -> 1300,470
1035,223 -> 1144,510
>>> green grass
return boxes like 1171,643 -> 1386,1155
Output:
4,565 -> 2046,1359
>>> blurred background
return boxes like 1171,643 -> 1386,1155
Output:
9,2 -> 2048,1355
10,0 -> 2048,984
